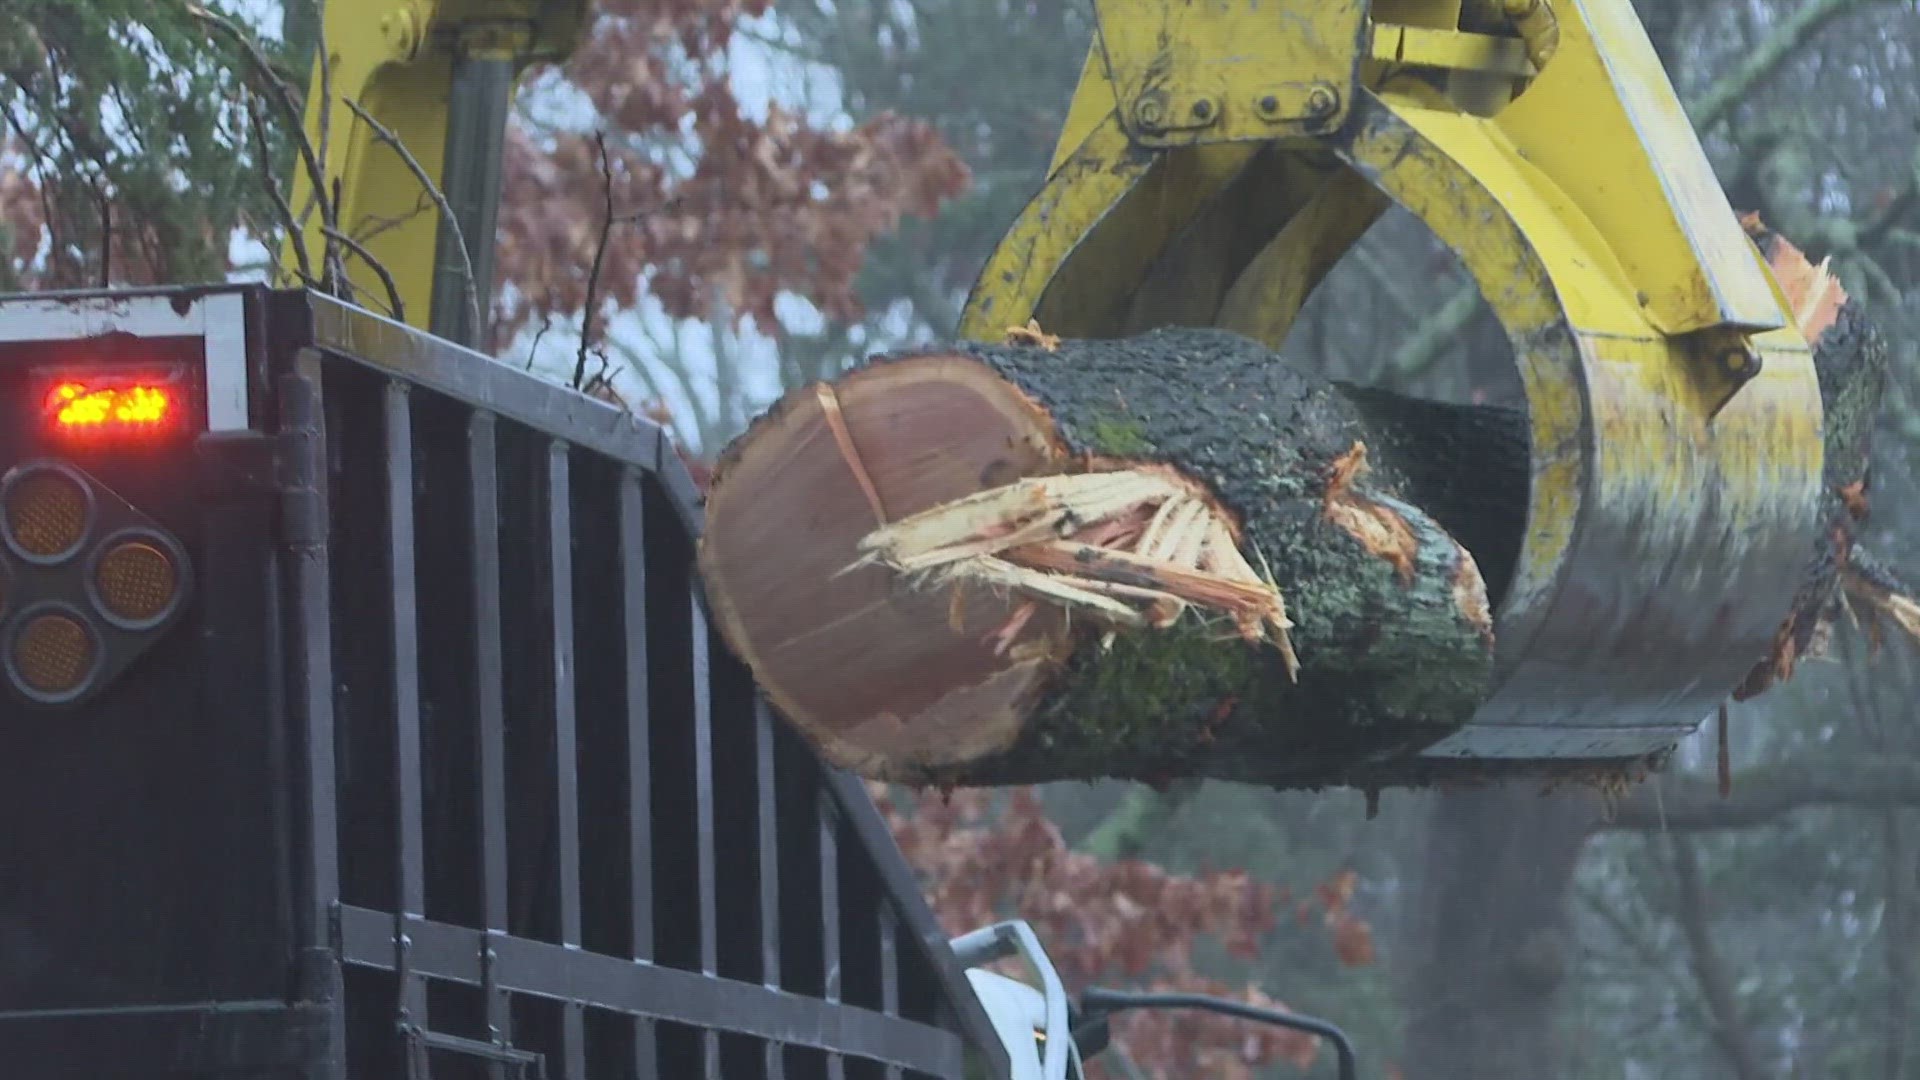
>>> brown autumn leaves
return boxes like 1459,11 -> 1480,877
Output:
490,0 -> 969,344
877,785 -> 1373,1079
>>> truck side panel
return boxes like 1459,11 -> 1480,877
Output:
0,286 -> 1010,1080
292,291 -> 1008,1080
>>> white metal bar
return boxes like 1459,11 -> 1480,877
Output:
0,295 -> 204,340
201,292 -> 250,432
0,292 -> 253,433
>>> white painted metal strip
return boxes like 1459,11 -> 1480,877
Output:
0,295 -> 204,342
199,293 -> 250,432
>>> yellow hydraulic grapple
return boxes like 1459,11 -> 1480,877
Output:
958,0 -> 1824,767
289,0 -> 1826,771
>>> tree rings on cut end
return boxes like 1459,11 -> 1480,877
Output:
698,356 -> 1073,777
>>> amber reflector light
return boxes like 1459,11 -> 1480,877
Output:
4,469 -> 90,562
95,538 -> 179,626
12,610 -> 97,698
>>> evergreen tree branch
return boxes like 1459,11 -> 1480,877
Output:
1687,0 -> 1883,130
186,3 -> 336,266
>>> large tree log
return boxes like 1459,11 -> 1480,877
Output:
698,327 -> 1509,786
697,225 -> 1900,790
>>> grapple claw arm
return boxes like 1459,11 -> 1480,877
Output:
962,0 -> 1825,770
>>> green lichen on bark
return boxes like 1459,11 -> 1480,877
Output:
882,327 -> 1500,787
1035,616 -> 1261,751
1083,414 -> 1154,456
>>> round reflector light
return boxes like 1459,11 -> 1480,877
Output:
2,465 -> 93,565
91,532 -> 183,629
7,605 -> 101,703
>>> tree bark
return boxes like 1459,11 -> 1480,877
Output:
698,328 -> 1502,786
703,226 -> 1886,790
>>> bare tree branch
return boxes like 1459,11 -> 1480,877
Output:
243,91 -> 312,283
1597,764 -> 1920,833
0,97 -> 62,265
342,96 -> 482,337
95,188 -> 109,288
187,4 -> 335,251
1667,835 -> 1772,1080
305,16 -> 334,243
526,308 -> 555,372
349,194 -> 434,246
321,226 -> 404,322
576,131 -> 616,389
0,68 -> 112,284
327,176 -> 351,291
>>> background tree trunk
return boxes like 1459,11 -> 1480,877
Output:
1398,786 -> 1594,1080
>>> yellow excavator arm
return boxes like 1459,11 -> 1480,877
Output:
285,0 -> 1825,768
281,0 -> 589,347
961,0 -> 1824,764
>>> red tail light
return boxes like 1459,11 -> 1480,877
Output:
37,371 -> 188,439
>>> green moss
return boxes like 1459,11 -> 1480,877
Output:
1083,413 -> 1154,457
1036,617 -> 1268,752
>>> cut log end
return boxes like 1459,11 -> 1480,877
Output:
699,356 -> 1076,774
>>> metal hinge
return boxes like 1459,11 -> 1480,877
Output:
195,429 -> 304,500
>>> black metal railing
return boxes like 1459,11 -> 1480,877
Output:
286,294 -> 1003,1080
